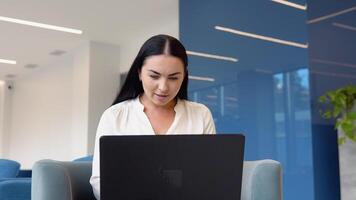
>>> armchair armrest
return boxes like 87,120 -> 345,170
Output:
242,159 -> 282,200
31,160 -> 95,200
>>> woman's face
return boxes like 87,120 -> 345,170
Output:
139,54 -> 185,108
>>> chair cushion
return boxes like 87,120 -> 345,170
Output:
0,178 -> 31,200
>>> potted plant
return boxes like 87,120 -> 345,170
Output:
319,85 -> 356,144
319,85 -> 356,200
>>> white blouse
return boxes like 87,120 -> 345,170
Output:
90,97 -> 216,199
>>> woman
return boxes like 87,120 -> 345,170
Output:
90,34 -> 216,199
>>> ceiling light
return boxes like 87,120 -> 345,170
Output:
271,0 -> 307,10
189,75 -> 215,82
215,25 -> 308,49
226,97 -> 238,101
255,69 -> 273,74
0,58 -> 16,65
206,95 -> 217,99
307,6 -> 356,24
186,50 -> 238,62
311,58 -> 356,69
0,16 -> 82,34
312,70 -> 356,80
332,22 -> 356,32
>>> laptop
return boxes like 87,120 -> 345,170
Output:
100,134 -> 245,200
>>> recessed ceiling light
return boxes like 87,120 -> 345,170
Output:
307,6 -> 356,24
188,75 -> 215,82
0,58 -> 16,65
215,25 -> 308,49
24,64 -> 38,69
0,16 -> 82,34
5,74 -> 16,79
186,51 -> 238,62
271,0 -> 307,10
50,50 -> 67,56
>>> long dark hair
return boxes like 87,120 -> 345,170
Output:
112,34 -> 188,105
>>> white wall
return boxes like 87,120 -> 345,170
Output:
70,41 -> 90,158
0,81 -> 5,156
87,41 -> 120,154
119,11 -> 179,73
8,55 -> 74,167
0,81 -> 14,158
3,7 -> 178,168
6,41 -> 120,168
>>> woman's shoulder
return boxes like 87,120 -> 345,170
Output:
180,99 -> 210,113
103,98 -> 137,117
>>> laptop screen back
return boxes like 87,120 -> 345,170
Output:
100,134 -> 245,200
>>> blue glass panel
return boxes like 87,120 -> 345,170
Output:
307,0 -> 356,199
181,0 -> 314,199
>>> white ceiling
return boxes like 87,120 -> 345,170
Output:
0,0 -> 178,80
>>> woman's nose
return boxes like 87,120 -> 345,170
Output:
158,80 -> 168,92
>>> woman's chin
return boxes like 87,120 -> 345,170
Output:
153,97 -> 175,107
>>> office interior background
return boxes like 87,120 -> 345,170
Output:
1,0 -> 356,199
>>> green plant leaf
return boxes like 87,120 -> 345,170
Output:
348,86 -> 356,93
338,137 -> 346,145
322,110 -> 332,119
319,95 -> 327,103
347,112 -> 356,120
335,120 -> 342,130
327,92 -> 336,102
338,94 -> 347,108
341,123 -> 355,140
341,122 -> 353,132
318,85 -> 356,145
333,106 -> 342,118
351,134 -> 356,142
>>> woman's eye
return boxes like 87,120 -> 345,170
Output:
149,75 -> 159,79
169,77 -> 178,80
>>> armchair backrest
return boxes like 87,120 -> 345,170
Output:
32,160 -> 95,200
0,159 -> 21,178
242,159 -> 282,200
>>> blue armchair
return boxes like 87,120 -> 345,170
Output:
31,158 -> 282,200
0,157 -> 91,200
0,159 -> 32,200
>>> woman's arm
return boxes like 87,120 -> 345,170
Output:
202,105 -> 216,134
90,108 -> 116,200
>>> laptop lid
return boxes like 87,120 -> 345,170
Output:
100,134 -> 245,200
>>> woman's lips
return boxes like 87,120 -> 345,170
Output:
155,93 -> 169,101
